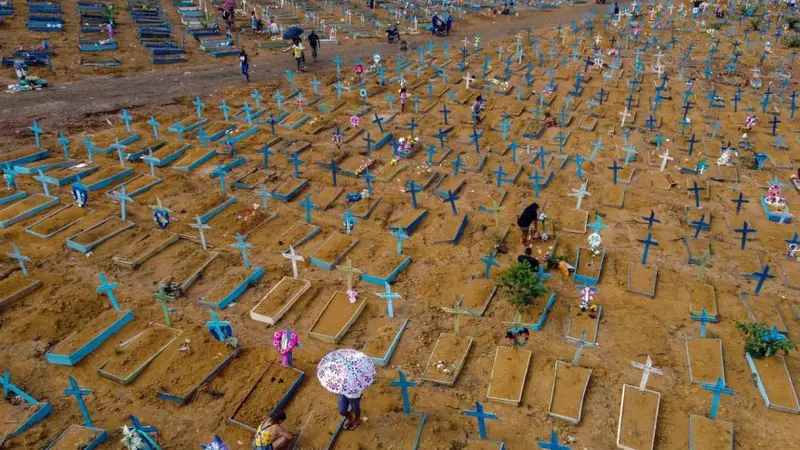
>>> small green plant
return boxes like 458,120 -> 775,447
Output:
751,17 -> 763,31
786,36 -> 800,48
785,16 -> 799,31
545,253 -> 565,269
736,322 -> 797,358
497,261 -> 548,312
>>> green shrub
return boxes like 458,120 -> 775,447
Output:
736,322 -> 797,358
497,261 -> 548,312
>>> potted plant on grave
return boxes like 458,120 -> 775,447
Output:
735,322 -> 797,359
497,261 -> 548,313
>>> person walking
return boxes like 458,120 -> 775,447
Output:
399,87 -> 408,112
308,30 -> 319,62
516,202 -> 540,246
239,49 -> 250,82
292,39 -> 305,71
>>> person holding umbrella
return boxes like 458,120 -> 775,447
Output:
317,349 -> 376,431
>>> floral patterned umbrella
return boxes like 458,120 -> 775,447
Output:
317,349 -> 376,399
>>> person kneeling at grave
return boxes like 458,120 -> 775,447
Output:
517,247 -> 540,271
516,202 -> 540,246
253,410 -> 293,450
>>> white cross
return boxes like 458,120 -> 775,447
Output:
631,356 -> 662,391
281,245 -> 305,279
619,107 -> 632,128
649,9 -> 656,21
654,51 -> 665,67
668,4 -> 674,15
594,35 -> 603,46
463,72 -> 475,89
659,150 -> 674,172
570,180 -> 592,210
461,36 -> 469,50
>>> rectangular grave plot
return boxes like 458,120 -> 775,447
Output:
308,291 -> 366,343
616,167 -> 636,185
0,272 -> 43,310
391,209 -> 428,234
98,325 -> 182,384
567,305 -> 601,346
150,142 -> 190,166
560,209 -> 589,234
46,309 -> 134,366
578,116 -> 597,131
25,205 -> 94,239
683,236 -> 711,265
0,191 -> 27,206
434,175 -> 465,198
434,214 -> 468,244
628,263 -> 659,298
420,333 -> 473,386
688,283 -> 718,319
454,89 -> 475,104
574,247 -> 605,285
113,232 -> 178,269
744,353 -> 800,413
173,148 -> 216,172
271,178 -> 308,202
310,233 -> 359,270
548,360 -> 592,424
685,338 -> 726,385
456,278 -> 496,316
487,346 -> 531,406
335,410 -> 425,450
311,187 -> 343,211
198,267 -> 264,309
363,319 -> 408,367
649,171 -> 677,190
293,403 -> 346,450
233,169 -> 271,190
601,185 -> 626,208
157,337 -> 240,404
278,140 -> 312,157
41,163 -> 98,186
362,254 -> 412,286
228,362 -> 305,432
779,261 -> 800,290
104,173 -> 162,198
688,414 -> 734,450
347,196 -> 380,219
617,386 -> 660,450
46,424 -> 107,450
0,193 -> 59,228
66,217 -> 135,254
0,401 -> 48,443
198,195 -> 238,225
514,292 -> 557,331
376,160 -> 408,183
270,221 -> 321,252
0,147 -> 49,167
81,166 -> 134,192
250,276 -> 311,325
166,251 -> 219,294
739,293 -> 787,333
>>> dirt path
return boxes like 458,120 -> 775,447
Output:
0,4 -> 610,135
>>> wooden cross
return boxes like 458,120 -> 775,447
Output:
338,258 -> 361,290
282,245 -> 305,279
452,296 -> 467,337
153,283 -> 174,327
631,356 -> 662,391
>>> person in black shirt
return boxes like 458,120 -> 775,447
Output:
308,30 -> 320,62
239,50 -> 250,83
517,247 -> 540,271
516,202 -> 539,246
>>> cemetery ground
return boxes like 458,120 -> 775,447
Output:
1,1 -> 800,450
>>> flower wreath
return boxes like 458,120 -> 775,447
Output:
272,329 -> 299,355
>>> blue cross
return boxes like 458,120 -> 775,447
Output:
361,168 -> 376,194
434,128 -> 448,150
231,233 -> 253,269
701,377 -> 734,420
289,153 -> 304,178
690,214 -> 710,238
299,194 -> 316,224
216,163 -> 229,195
333,55 -> 342,78
29,119 -> 43,148
378,282 -> 401,318
258,144 -> 273,170
440,104 -> 450,125
574,154 -> 586,180
251,89 -> 263,108
274,90 -> 284,110
205,310 -> 232,341
408,118 -> 418,138
745,264 -> 775,295
442,189 -> 460,215
536,263 -> 552,290
425,145 -> 438,167
194,95 -> 204,118
508,141 -> 518,163
784,233 -> 800,251
144,114 -> 159,140
493,165 -> 511,188
589,138 -> 604,161
535,146 -> 550,171
312,77 -> 320,95
220,100 -> 230,122
6,243 -> 32,277
129,415 -> 157,435
110,185 -> 133,221
323,158 -> 341,186
372,113 -> 385,133
451,154 -> 465,176
360,132 -> 374,157
588,214 -> 607,235
688,181 -> 705,209
341,209 -> 358,234
462,401 -> 498,440
64,376 -> 95,428
470,128 -> 483,154
390,370 -> 417,414
636,233 -> 659,265
52,131 -> 70,160
536,430 -> 571,450
693,308 -> 716,338
770,116 -> 780,136
391,228 -> 409,255
529,170 -> 543,198
480,251 -> 500,279
120,109 -> 133,133
241,102 -> 254,125
96,272 -> 121,311
406,180 -> 423,209
734,221 -> 756,250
